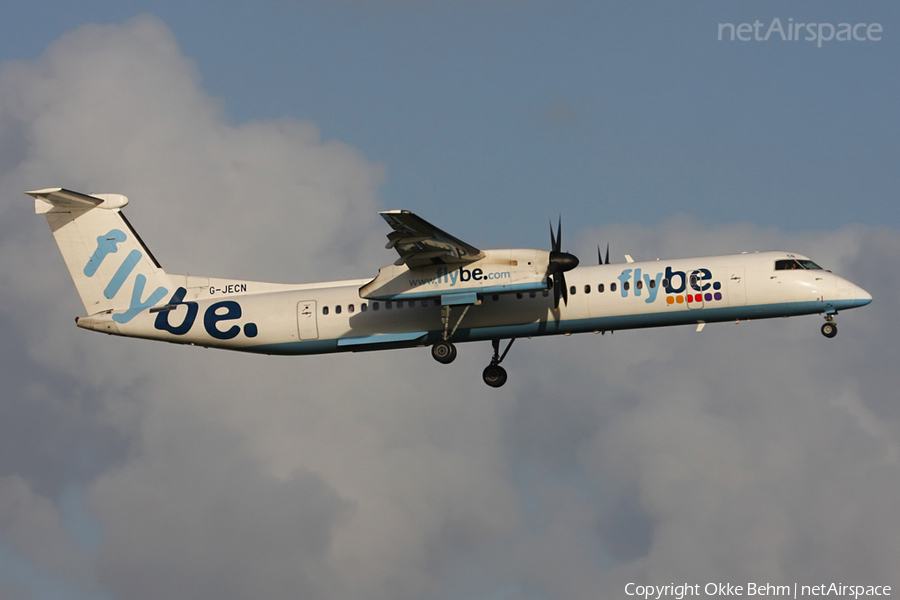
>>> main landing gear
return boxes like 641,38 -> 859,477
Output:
431,340 -> 457,363
821,314 -> 838,338
430,303 -> 516,387
482,338 -> 515,388
432,338 -> 515,387
430,304 -> 470,364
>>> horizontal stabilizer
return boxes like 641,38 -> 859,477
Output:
28,188 -> 129,214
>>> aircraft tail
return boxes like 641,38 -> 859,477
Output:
29,188 -> 172,323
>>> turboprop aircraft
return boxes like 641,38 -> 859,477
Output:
29,188 -> 872,387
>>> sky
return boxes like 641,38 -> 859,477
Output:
0,2 -> 898,599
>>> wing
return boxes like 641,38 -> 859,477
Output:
380,210 -> 485,268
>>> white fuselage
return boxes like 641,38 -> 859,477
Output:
76,251 -> 872,355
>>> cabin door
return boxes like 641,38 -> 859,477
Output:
297,301 -> 319,340
727,267 -> 747,306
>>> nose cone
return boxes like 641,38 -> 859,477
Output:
854,284 -> 873,307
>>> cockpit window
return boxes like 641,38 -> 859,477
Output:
775,259 -> 802,270
775,259 -> 823,271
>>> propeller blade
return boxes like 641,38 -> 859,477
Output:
553,275 -> 561,309
551,273 -> 569,309
559,271 -> 568,306
597,245 -> 603,265
556,218 -> 562,253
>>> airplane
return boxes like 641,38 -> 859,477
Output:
29,188 -> 873,387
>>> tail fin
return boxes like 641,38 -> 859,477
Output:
29,188 -> 171,323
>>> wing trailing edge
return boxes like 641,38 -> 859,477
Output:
380,210 -> 485,268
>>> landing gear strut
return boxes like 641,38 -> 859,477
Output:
482,338 -> 515,387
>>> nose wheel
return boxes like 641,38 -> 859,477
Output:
821,314 -> 837,338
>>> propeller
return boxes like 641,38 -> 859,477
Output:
547,218 -> 579,309
597,243 -> 609,265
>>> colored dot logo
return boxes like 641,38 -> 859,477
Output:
666,291 -> 723,304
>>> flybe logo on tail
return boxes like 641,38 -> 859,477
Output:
84,229 -> 168,323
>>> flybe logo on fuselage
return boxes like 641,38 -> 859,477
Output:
617,266 -> 724,305
153,287 -> 259,340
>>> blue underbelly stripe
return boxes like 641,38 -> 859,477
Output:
244,299 -> 865,356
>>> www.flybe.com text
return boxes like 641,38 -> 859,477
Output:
409,267 -> 511,287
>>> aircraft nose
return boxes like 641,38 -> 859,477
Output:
854,284 -> 873,307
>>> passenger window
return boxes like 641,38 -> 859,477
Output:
529,291 -> 536,298
335,305 -> 342,314
584,285 -> 591,294
386,301 -> 392,309
542,290 -> 549,297
570,286 -> 576,296
516,293 -> 523,299
623,281 -> 630,291
636,280 -> 643,290
373,302 -> 379,311
492,294 -> 500,301
662,279 -> 669,287
348,304 -> 355,313
598,283 -> 605,293
422,300 -> 428,307
611,282 -> 617,292
397,301 -> 403,309
649,279 -> 655,289
361,303 -> 368,312
322,306 -> 329,315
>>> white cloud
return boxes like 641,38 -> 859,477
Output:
0,475 -> 100,598
1,15 -> 899,600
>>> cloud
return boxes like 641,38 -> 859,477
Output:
2,14 -> 899,600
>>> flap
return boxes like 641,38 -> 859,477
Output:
380,210 -> 485,268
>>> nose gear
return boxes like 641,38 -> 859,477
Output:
821,313 -> 838,338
